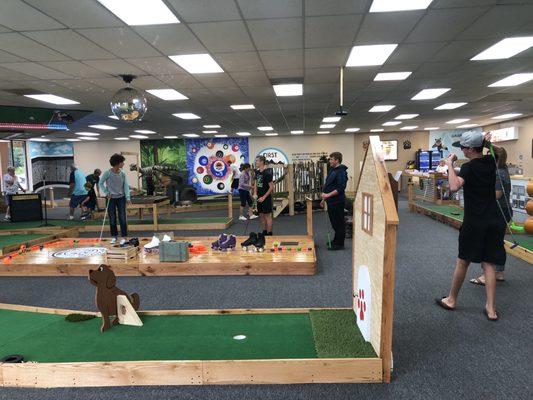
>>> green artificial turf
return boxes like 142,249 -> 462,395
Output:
0,234 -> 49,248
0,309 -> 317,363
414,201 -> 464,222
309,309 -> 376,358
510,235 -> 533,251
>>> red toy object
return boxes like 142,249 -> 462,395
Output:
189,244 -> 206,254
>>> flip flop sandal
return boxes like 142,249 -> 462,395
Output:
435,297 -> 455,311
470,278 -> 485,286
484,309 -> 498,322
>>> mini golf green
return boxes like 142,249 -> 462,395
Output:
510,235 -> 533,252
0,309 -> 373,363
414,201 -> 464,222
0,234 -> 50,249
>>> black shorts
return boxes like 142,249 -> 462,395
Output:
238,189 -> 252,207
257,195 -> 272,214
458,219 -> 506,266
231,178 -> 239,190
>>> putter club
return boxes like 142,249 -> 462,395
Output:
98,200 -> 110,243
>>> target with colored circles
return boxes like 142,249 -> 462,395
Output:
187,139 -> 248,195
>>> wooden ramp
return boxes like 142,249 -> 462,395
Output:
0,236 -> 316,276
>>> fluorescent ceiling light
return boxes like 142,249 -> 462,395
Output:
370,129 -> 384,132
236,132 -> 251,136
164,136 -> 178,139
24,94 -> 79,105
374,71 -> 412,81
317,131 -> 330,135
447,118 -> 470,124
114,137 -> 129,140
435,102 -> 467,110
78,137 -> 98,141
97,0 -> 178,25
472,37 -> 533,61
169,54 -> 222,74
457,124 -> 479,128
345,128 -> 360,132
383,121 -> 402,126
369,105 -> 395,112
322,116 -> 341,123
182,133 -> 199,138
395,114 -> 418,120
273,83 -> 302,97
291,130 -> 304,134
134,130 -> 155,134
265,133 -> 278,136
425,127 -> 439,130
231,104 -> 255,110
492,113 -> 523,120
129,134 -> 148,139
346,44 -> 398,67
88,124 -> 116,130
320,124 -> 335,129
75,132 -> 99,136
203,124 -> 221,128
215,134 -> 228,138
146,89 -> 188,101
412,88 -> 450,100
29,138 -> 50,142
257,126 -> 273,131
203,130 -> 218,134
66,138 -> 81,142
370,0 -> 433,13
108,115 -> 119,120
489,73 -> 533,87
400,126 -> 418,130
173,113 -> 201,120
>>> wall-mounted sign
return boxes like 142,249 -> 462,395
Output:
486,127 -> 518,143
256,147 -> 289,164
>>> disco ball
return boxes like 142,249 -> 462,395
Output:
110,87 -> 147,122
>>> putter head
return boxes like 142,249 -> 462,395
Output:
510,242 -> 519,249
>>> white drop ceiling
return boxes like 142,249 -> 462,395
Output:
0,0 -> 532,140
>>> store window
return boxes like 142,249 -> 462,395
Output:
362,192 -> 373,235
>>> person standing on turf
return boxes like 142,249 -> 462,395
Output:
99,154 -> 131,245
321,152 -> 348,250
3,166 -> 25,221
238,163 -> 258,221
254,155 -> 274,235
68,164 -> 88,220
436,131 -> 505,321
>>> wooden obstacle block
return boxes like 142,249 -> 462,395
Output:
117,295 -> 143,327
106,246 -> 139,261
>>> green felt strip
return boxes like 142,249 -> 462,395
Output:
309,309 -> 376,358
0,310 -> 317,362
0,234 -> 50,248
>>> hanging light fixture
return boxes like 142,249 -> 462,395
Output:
110,74 -> 147,122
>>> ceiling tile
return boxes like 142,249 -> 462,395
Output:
125,57 -> 184,76
0,0 -> 65,30
230,71 -> 271,87
304,68 -> 339,84
214,51 -> 263,72
158,74 -> 204,89
0,49 -> 25,63
247,18 -> 302,50
0,33 -> 70,61
387,42 -> 447,64
306,15 -> 363,48
259,49 -> 303,70
193,73 -> 237,88
83,59 -> 145,76
237,0 -> 302,19
166,0 -> 241,23
430,40 -> 493,62
406,7 -> 490,43
305,47 -> 348,68
305,0 -> 368,16
0,62 -> 72,80
433,0 -> 499,8
267,69 -> 303,79
0,65 -> 33,80
76,28 -> 160,58
40,61 -> 109,78
24,0 -> 123,28
24,30 -> 115,60
355,12 -> 424,44
133,25 -> 205,55
189,21 -> 254,52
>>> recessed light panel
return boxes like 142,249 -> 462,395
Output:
203,130 -> 217,134
492,113 -> 523,120
346,44 -> 398,67
146,89 -> 188,100
345,128 -> 360,132
215,134 -> 228,138
472,37 -> 533,61
204,124 -> 221,128
316,131 -> 330,134
370,0 -> 433,13
489,73 -> 533,87
30,138 -> 50,142
322,116 -> 341,123
369,105 -> 395,112
173,113 -> 201,120
129,135 -> 148,139
182,133 -> 199,138
374,71 -> 412,81
383,121 -> 402,126
412,88 -> 450,100
88,125 -> 116,130
134,130 -> 155,134
114,137 -> 129,141
291,130 -> 304,134
257,126 -> 273,131
75,132 -> 100,136
24,94 -> 79,105
320,124 -> 335,129
78,137 -> 99,141
446,118 -> 470,124
265,133 -> 278,136
66,138 -> 82,142
97,0 -> 179,25
236,132 -> 251,136
164,136 -> 178,139
169,54 -> 223,74
395,114 -> 418,120
108,115 -> 119,120
370,128 -> 384,132
231,104 -> 255,110
400,126 -> 418,130
425,127 -> 439,131
435,102 -> 467,110
273,83 -> 302,96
